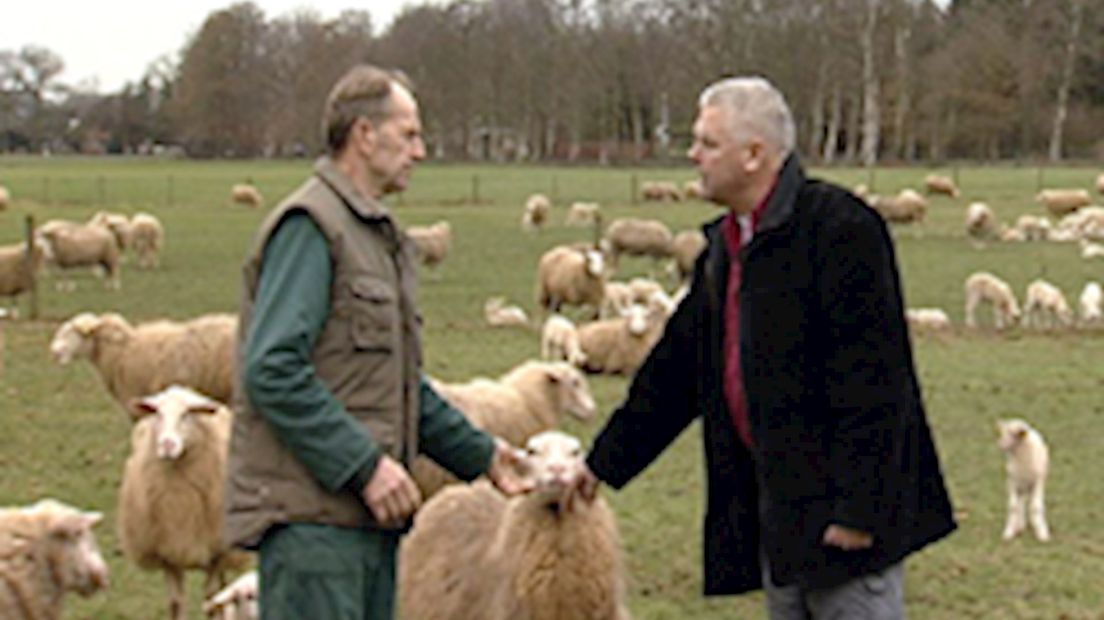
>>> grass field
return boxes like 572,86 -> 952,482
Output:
1,156 -> 1102,619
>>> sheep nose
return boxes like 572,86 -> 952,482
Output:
157,437 -> 182,459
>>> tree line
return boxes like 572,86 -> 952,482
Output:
1,0 -> 1100,163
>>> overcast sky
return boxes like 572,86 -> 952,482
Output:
1,1 -> 424,93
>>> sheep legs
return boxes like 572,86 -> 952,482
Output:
165,567 -> 186,620
1029,480 -> 1050,541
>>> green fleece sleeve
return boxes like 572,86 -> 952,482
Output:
242,212 -> 380,494
417,376 -> 496,481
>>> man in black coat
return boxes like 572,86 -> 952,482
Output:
562,76 -> 956,618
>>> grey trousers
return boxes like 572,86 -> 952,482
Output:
762,560 -> 905,620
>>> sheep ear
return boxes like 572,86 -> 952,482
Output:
127,399 -> 158,420
545,369 -> 563,385
82,511 -> 103,528
1014,427 -> 1028,441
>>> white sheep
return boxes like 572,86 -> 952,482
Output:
399,431 -> 629,620
1021,279 -> 1073,329
119,386 -> 248,620
924,174 -> 960,198
965,202 -> 999,243
1035,189 -> 1091,216
540,314 -> 587,366
49,312 -> 236,407
905,307 -> 951,332
0,499 -> 109,620
565,201 -> 600,227
0,239 -> 46,309
536,244 -> 606,317
602,217 -> 674,268
129,212 -> 164,269
641,180 -> 682,202
230,183 -> 263,208
1058,206 -> 1104,241
1079,239 -> 1104,260
204,570 -> 259,620
1078,281 -> 1102,328
964,271 -> 1020,330
576,303 -> 665,375
1012,214 -> 1052,242
600,281 -> 635,319
35,221 -> 121,290
413,360 -> 597,499
683,178 -> 704,200
406,220 -> 451,275
522,193 -> 551,232
997,419 -> 1050,542
870,189 -> 927,224
669,229 -> 706,283
484,296 -> 529,328
0,186 -> 9,210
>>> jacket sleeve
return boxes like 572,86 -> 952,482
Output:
242,212 -> 381,495
417,376 -> 495,481
815,201 -> 911,533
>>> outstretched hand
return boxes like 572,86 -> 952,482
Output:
560,461 -> 600,513
486,438 -> 534,496
362,455 -> 422,526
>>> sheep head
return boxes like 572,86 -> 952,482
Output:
50,313 -> 102,364
997,419 -> 1032,452
128,385 -> 222,460
518,431 -> 586,505
545,363 -> 596,420
31,499 -> 109,596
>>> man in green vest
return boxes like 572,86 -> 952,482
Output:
224,64 -> 527,620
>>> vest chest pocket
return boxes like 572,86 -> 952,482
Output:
349,277 -> 397,352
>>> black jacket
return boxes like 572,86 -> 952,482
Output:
587,155 -> 955,594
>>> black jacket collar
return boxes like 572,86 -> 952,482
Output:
755,153 -> 804,236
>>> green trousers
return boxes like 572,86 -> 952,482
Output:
259,523 -> 400,620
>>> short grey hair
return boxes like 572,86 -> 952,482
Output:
698,76 -> 795,158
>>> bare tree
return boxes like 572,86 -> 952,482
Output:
1048,0 -> 1084,161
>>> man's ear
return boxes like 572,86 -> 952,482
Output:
354,116 -> 377,151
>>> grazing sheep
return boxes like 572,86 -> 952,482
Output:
924,174 -> 960,197
669,229 -> 706,282
997,419 -> 1050,542
0,186 -> 9,210
576,303 -> 665,375
522,193 -> 552,232
565,201 -> 600,227
413,360 -> 597,499
0,239 -> 46,309
484,296 -> 529,328
1000,227 -> 1026,243
119,386 -> 247,620
1035,189 -> 1091,216
1012,214 -> 1052,242
641,180 -> 682,202
683,179 -> 704,200
0,499 -> 109,620
399,431 -> 629,620
1057,206 -> 1104,241
128,212 -> 164,269
406,220 -> 452,274
49,312 -> 236,407
1021,279 -> 1073,329
905,308 -> 951,332
965,202 -> 999,243
541,314 -> 587,366
536,245 -> 606,317
964,272 -> 1020,330
1078,281 -> 1102,327
870,189 -> 927,224
230,183 -> 263,208
204,570 -> 258,620
35,221 -> 120,289
88,211 -> 132,252
602,217 -> 674,268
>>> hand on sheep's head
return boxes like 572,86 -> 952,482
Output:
486,437 -> 534,497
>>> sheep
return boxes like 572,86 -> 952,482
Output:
413,360 -> 597,499
1000,227 -> 1026,243
870,189 -> 927,224
35,221 -> 120,290
965,202 -> 999,243
576,303 -> 665,375
641,180 -> 682,202
1057,206 -> 1104,241
536,245 -> 606,317
49,312 -> 236,407
230,183 -> 263,208
1012,214 -> 1052,242
0,499 -> 109,620
669,229 -> 706,283
406,220 -> 451,275
541,314 -> 587,367
602,217 -> 673,268
88,210 -> 132,252
1035,189 -> 1091,216
997,419 -> 1050,542
0,239 -> 46,310
1022,279 -> 1074,329
905,307 -> 951,332
0,186 -> 9,210
1078,281 -> 1103,328
599,281 -> 634,319
924,173 -> 960,198
399,430 -> 629,620
119,386 -> 247,620
964,271 -> 1020,330
1080,239 -> 1104,260
565,201 -> 600,227
484,296 -> 529,328
522,193 -> 552,232
203,570 -> 258,620
129,212 -> 164,269
683,178 -> 704,200
852,183 -> 870,201
1097,173 -> 1104,195
627,277 -> 665,304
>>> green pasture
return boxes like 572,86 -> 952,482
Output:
0,156 -> 1102,619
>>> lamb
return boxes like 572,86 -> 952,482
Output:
406,220 -> 451,274
49,311 -> 236,407
1078,281 -> 1102,327
965,202 -> 999,242
0,499 -> 109,620
0,239 -> 46,309
88,210 -> 132,252
641,180 -> 682,202
540,314 -> 587,366
964,271 -> 1020,330
565,201 -> 600,227
576,303 -> 665,375
536,244 -> 606,317
484,296 -> 529,328
997,419 -> 1050,542
924,173 -> 960,197
1035,188 -> 1091,216
35,221 -> 120,289
1012,214 -> 1052,242
905,307 -> 951,332
399,430 -> 630,620
602,217 -> 674,267
119,386 -> 247,620
669,229 -> 706,282
0,186 -> 10,210
683,178 -> 704,200
230,183 -> 263,208
522,193 -> 551,232
870,189 -> 927,224
203,570 -> 259,620
1021,279 -> 1073,329
129,212 -> 164,269
1057,206 -> 1104,241
413,360 -> 597,499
